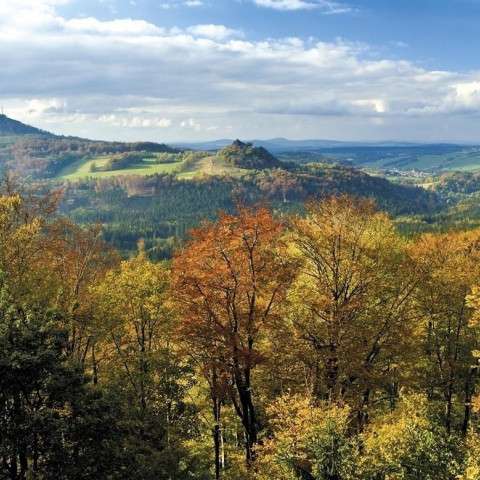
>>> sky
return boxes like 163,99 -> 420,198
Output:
2,0 -> 480,142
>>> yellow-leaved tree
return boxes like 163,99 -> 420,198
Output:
287,196 -> 417,421
360,394 -> 463,480
255,394 -> 357,480
92,246 -> 174,413
412,229 -> 480,433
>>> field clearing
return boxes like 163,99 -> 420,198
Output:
178,155 -> 245,178
58,152 -> 249,180
362,149 -> 480,172
412,152 -> 480,171
58,154 -> 184,180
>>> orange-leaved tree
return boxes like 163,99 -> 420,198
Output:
172,206 -> 296,466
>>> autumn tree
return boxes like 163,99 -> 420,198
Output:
43,219 -> 118,368
411,230 -> 480,433
0,193 -> 52,304
92,248 -> 197,478
172,206 -> 296,465
0,281 -> 123,480
288,196 -> 418,420
0,177 -> 118,372
255,395 -> 358,480
360,394 -> 463,480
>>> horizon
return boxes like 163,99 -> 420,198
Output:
3,1 -> 480,143
3,112 -> 478,146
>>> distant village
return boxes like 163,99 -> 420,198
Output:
384,168 -> 431,178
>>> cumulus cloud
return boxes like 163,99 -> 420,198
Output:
159,0 -> 204,9
1,0 -> 480,141
187,24 -> 242,40
99,114 -> 172,128
251,0 -> 353,13
65,17 -> 164,35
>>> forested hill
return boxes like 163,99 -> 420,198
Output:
217,139 -> 284,169
0,116 -> 442,258
0,114 -> 52,136
2,136 -> 177,178
61,164 -> 441,258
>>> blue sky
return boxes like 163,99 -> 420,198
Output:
2,0 -> 480,142
64,0 -> 480,71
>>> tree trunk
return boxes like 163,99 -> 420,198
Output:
212,398 -> 223,480
462,365 -> 478,435
233,368 -> 258,464
324,344 -> 339,402
91,343 -> 98,386
357,388 -> 371,430
445,381 -> 454,434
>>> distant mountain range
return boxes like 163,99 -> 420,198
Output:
3,115 -> 480,173
173,138 -> 442,153
0,114 -> 470,151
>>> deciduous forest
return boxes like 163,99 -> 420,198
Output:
7,0 -> 480,477
3,181 -> 480,480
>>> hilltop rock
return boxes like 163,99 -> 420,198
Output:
218,139 -> 283,170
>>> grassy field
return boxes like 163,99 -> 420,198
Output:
362,148 -> 480,172
411,150 -> 480,171
57,152 -> 248,180
58,154 -> 185,180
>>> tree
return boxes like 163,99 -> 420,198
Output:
255,395 -> 358,480
288,196 -> 417,419
411,230 -> 480,433
0,281 -> 123,480
461,430 -> 480,480
360,394 -> 463,480
92,248 -> 197,478
172,206 -> 296,464
43,219 -> 118,368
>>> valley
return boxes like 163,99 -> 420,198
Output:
2,114 -> 480,258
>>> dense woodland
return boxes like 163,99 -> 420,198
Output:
0,131 -> 441,259
58,166 -> 439,258
4,136 -> 175,178
5,120 -> 480,479
4,180 -> 480,479
218,140 -> 283,170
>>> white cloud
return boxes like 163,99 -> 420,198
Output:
25,98 -> 67,116
2,1 -> 480,142
65,17 -> 163,35
181,118 -> 201,131
187,24 -> 241,40
252,0 -> 353,13
159,0 -> 204,8
99,114 -> 172,128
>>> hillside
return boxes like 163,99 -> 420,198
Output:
57,140 -> 286,180
272,144 -> 480,173
177,139 -> 480,173
0,116 -> 443,257
59,162 -> 441,257
217,140 -> 283,169
3,115 -> 480,178
0,123 -> 177,179
0,114 -> 51,137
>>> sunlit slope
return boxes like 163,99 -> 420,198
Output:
56,140 -> 275,180
323,145 -> 480,172
58,154 -> 184,179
